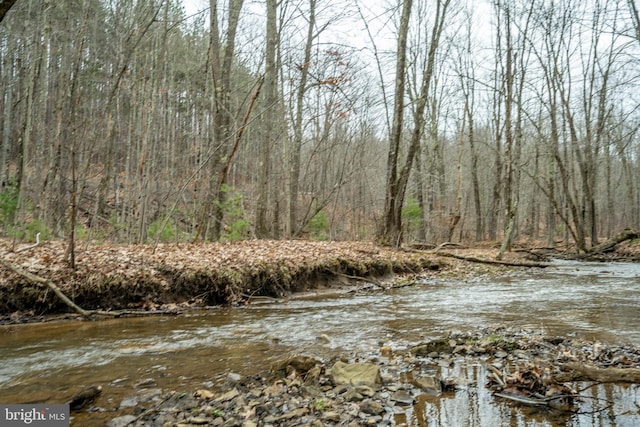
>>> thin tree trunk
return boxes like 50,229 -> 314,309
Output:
256,0 -> 278,238
379,0 -> 412,246
289,0 -> 316,238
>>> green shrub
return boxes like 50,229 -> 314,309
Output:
75,224 -> 88,240
402,197 -> 423,239
217,185 -> 249,242
24,219 -> 52,241
224,218 -> 249,242
148,218 -> 176,242
309,210 -> 329,240
0,180 -> 19,226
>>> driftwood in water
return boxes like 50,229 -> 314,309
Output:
436,251 -> 548,268
586,229 -> 639,255
555,362 -> 640,383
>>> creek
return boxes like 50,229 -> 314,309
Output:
0,259 -> 639,426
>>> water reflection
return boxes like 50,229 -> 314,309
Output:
399,360 -> 640,427
0,260 -> 638,426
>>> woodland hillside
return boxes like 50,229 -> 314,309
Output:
0,0 -> 639,254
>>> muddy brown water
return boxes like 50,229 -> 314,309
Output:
1,259 -> 639,426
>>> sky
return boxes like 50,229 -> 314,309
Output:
178,0 -> 495,55
182,0 -> 208,17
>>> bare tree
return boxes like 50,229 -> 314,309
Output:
288,0 -> 317,238
496,0 -> 534,259
194,0 -> 245,241
379,0 -> 412,246
255,0 -> 278,238
379,0 -> 451,247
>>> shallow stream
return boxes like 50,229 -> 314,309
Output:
1,259 -> 639,426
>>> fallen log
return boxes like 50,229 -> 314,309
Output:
435,252 -> 548,268
0,258 -> 94,317
0,258 -> 178,319
586,229 -> 639,255
555,362 -> 640,383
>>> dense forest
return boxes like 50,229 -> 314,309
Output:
0,0 -> 639,254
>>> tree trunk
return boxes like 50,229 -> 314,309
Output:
256,0 -> 278,238
288,0 -> 316,238
195,0 -> 244,241
379,0 -> 412,247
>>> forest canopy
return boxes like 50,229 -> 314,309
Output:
0,0 -> 639,252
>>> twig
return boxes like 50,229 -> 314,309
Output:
495,392 -> 549,406
329,270 -> 383,288
15,232 -> 41,253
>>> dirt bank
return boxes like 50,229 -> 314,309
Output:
3,237 -> 638,323
0,240 -> 449,321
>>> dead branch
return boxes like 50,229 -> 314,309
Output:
435,242 -> 467,250
494,392 -> 549,406
0,257 -> 178,319
331,270 -> 383,288
435,252 -> 548,268
555,363 -> 640,383
15,232 -> 41,253
0,257 -> 93,317
585,229 -> 639,256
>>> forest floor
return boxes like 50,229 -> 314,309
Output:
0,237 -> 639,324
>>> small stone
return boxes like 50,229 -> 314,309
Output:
356,385 -> 376,397
186,416 -> 210,425
279,407 -> 309,420
360,399 -> 384,415
343,389 -> 364,402
119,388 -> 162,408
107,415 -> 137,427
305,366 -> 323,383
328,361 -> 382,387
391,390 -> 414,405
215,388 -> 240,402
263,415 -> 278,423
317,333 -> 332,343
226,372 -> 242,384
194,389 -> 215,400
321,411 -> 342,422
441,376 -> 472,390
380,346 -> 393,357
413,375 -> 441,395
134,378 -> 156,388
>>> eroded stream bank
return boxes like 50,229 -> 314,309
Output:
0,259 -> 639,426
